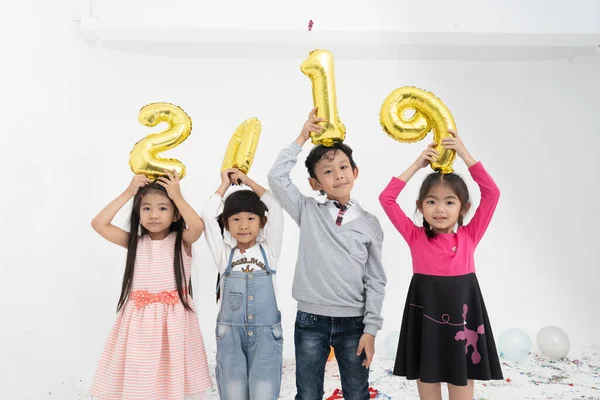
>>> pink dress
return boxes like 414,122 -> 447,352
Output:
90,232 -> 212,400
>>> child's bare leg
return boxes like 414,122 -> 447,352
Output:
448,380 -> 474,400
416,380 -> 442,400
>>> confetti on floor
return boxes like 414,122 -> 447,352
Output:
200,346 -> 600,399
55,346 -> 600,399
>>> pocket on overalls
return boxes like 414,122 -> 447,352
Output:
228,292 -> 243,311
271,322 -> 284,343
216,324 -> 231,340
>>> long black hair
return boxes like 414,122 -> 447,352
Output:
117,182 -> 193,312
417,172 -> 470,238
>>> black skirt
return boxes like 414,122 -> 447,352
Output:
393,273 -> 504,386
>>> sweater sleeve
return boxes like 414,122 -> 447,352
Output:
267,142 -> 308,227
200,193 -> 227,274
462,162 -> 501,245
362,222 -> 387,337
260,190 -> 284,262
378,177 -> 419,245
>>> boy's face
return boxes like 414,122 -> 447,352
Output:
308,150 -> 358,203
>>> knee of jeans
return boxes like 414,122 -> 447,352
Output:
337,362 -> 369,399
250,376 -> 280,400
219,377 -> 248,399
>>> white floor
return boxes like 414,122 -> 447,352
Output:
202,347 -> 600,400
53,347 -> 600,399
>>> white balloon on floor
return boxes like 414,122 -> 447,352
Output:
384,330 -> 400,359
537,326 -> 570,360
497,328 -> 531,362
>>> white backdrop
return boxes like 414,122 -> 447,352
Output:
1,0 -> 599,398
88,0 -> 600,33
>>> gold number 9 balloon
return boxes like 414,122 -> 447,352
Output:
221,118 -> 262,174
301,49 -> 346,147
129,102 -> 192,180
380,87 -> 456,174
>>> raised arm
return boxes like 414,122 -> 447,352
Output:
379,143 -> 440,243
200,169 -> 235,271
461,163 -> 500,244
379,178 -> 419,244
91,175 -> 149,248
267,108 -> 324,226
157,170 -> 204,249
229,169 -> 268,198
266,142 -> 307,226
259,191 -> 284,260
440,131 -> 500,244
228,169 -> 285,259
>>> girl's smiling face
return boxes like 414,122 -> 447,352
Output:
418,183 -> 467,234
226,211 -> 264,248
139,192 -> 176,236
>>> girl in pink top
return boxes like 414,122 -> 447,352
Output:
89,171 -> 212,400
379,131 -> 503,400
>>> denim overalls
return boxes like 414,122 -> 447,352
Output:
215,245 -> 283,400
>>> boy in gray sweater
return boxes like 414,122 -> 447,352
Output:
267,108 -> 387,400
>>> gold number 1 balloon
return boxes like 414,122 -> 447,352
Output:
221,118 -> 262,174
380,87 -> 456,174
129,102 -> 192,180
300,49 -> 346,147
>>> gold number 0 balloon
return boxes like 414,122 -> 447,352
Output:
380,87 -> 457,174
129,102 -> 192,180
300,49 -> 346,147
221,118 -> 262,174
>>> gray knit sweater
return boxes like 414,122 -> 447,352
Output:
267,142 -> 387,336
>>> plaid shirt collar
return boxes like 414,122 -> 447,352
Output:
326,199 -> 355,226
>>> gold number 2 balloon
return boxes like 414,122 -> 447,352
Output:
300,49 -> 346,147
221,118 -> 262,174
129,102 -> 192,180
380,87 -> 457,174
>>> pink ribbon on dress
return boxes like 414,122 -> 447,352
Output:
131,290 -> 179,309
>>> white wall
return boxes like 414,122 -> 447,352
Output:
1,0 -> 600,398
94,0 -> 600,33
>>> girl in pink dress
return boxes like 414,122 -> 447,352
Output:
379,131 -> 503,400
89,171 -> 212,400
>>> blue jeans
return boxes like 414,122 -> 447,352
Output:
294,311 -> 369,400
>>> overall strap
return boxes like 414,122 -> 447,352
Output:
259,244 -> 276,274
215,247 -> 237,297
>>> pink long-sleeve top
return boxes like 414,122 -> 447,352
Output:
379,162 -> 500,276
